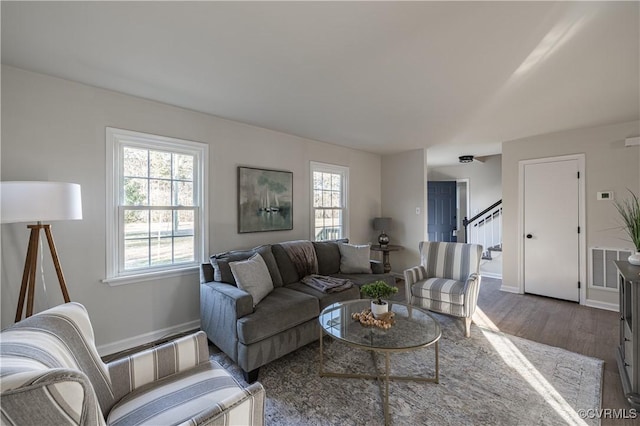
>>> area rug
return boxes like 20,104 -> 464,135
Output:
210,313 -> 603,425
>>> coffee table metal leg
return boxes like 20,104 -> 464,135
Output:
435,340 -> 439,384
319,328 -> 324,376
385,352 -> 390,425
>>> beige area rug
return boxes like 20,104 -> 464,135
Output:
211,313 -> 603,425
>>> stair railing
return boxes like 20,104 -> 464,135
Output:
462,200 -> 502,256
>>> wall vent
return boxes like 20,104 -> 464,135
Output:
590,247 -> 633,291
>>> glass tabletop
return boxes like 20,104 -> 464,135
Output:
319,299 -> 441,351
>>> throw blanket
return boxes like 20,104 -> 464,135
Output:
301,275 -> 354,294
280,240 -> 319,278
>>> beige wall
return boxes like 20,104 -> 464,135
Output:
427,154 -> 502,217
380,149 -> 428,274
0,66 -> 383,352
502,120 -> 640,307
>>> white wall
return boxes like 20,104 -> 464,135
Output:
380,149 -> 428,274
502,120 -> 640,307
427,154 -> 502,217
0,66 -> 383,352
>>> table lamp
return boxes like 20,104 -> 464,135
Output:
1,181 -> 82,321
373,217 -> 391,248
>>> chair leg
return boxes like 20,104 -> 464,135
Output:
464,317 -> 472,337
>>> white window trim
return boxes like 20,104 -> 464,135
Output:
104,127 -> 208,285
309,161 -> 349,241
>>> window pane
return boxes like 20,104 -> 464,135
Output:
124,210 -> 149,240
174,181 -> 194,206
123,147 -> 148,178
124,178 -> 148,206
313,191 -> 322,208
151,210 -> 172,238
313,172 -> 322,190
149,179 -> 171,206
175,210 -> 194,237
322,192 -> 331,206
322,173 -> 332,190
125,239 -> 149,269
331,192 -> 341,207
174,154 -> 194,180
174,236 -> 195,263
150,237 -> 173,266
331,174 -> 341,191
150,150 -> 172,178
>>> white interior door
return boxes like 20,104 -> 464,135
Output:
523,158 -> 580,302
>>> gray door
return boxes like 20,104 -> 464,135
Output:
427,181 -> 457,242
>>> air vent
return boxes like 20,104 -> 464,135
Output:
590,247 -> 633,290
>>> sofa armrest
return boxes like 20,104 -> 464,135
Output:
370,260 -> 384,274
403,265 -> 427,303
191,381 -> 266,426
462,273 -> 482,318
0,369 -> 106,426
107,331 -> 210,399
200,281 -> 254,364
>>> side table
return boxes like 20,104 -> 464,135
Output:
371,244 -> 403,273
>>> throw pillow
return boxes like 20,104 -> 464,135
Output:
338,243 -> 372,274
229,253 -> 274,306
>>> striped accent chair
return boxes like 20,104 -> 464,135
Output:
404,241 -> 483,337
0,302 -> 265,425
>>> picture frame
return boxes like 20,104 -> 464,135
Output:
237,166 -> 293,233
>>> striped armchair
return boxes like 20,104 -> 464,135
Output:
404,241 -> 483,337
0,302 -> 265,425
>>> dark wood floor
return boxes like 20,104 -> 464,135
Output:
442,277 -> 639,425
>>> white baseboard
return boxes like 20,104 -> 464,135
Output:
585,299 -> 619,312
500,285 -> 520,294
97,319 -> 201,357
481,272 -> 503,279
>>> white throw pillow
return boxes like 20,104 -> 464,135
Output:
338,243 -> 372,274
229,253 -> 274,306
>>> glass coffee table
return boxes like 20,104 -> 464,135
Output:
318,299 -> 441,425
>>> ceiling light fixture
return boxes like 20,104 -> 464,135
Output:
459,155 -> 474,163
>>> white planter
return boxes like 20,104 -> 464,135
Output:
371,300 -> 388,319
629,252 -> 640,266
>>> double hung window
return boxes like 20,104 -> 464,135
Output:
106,128 -> 208,283
311,162 -> 348,241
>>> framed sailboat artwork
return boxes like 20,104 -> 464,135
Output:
237,166 -> 293,233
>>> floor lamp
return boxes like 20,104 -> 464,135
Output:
1,181 -> 83,321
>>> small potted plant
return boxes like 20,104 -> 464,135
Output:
361,280 -> 398,318
615,189 -> 640,265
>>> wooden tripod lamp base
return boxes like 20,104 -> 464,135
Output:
15,224 -> 71,322
1,181 -> 82,322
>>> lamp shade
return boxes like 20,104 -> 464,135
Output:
373,217 -> 391,231
1,181 -> 83,224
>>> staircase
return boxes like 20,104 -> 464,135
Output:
463,200 -> 503,279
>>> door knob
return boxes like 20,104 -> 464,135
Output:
526,234 -> 533,239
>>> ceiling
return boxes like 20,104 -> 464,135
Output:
2,2 -> 638,166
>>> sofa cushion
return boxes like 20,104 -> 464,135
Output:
285,281 -> 360,310
211,245 -> 283,287
107,361 -> 254,426
271,244 -> 301,285
236,288 -> 319,345
313,239 -> 348,275
338,243 -> 372,274
411,277 -> 466,305
229,253 -> 274,307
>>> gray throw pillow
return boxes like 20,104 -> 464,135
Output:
338,243 -> 372,274
229,253 -> 274,306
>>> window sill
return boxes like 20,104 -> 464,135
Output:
103,266 -> 199,286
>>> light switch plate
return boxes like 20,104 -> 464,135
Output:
597,191 -> 613,201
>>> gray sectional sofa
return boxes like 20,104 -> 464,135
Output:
200,239 -> 395,382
